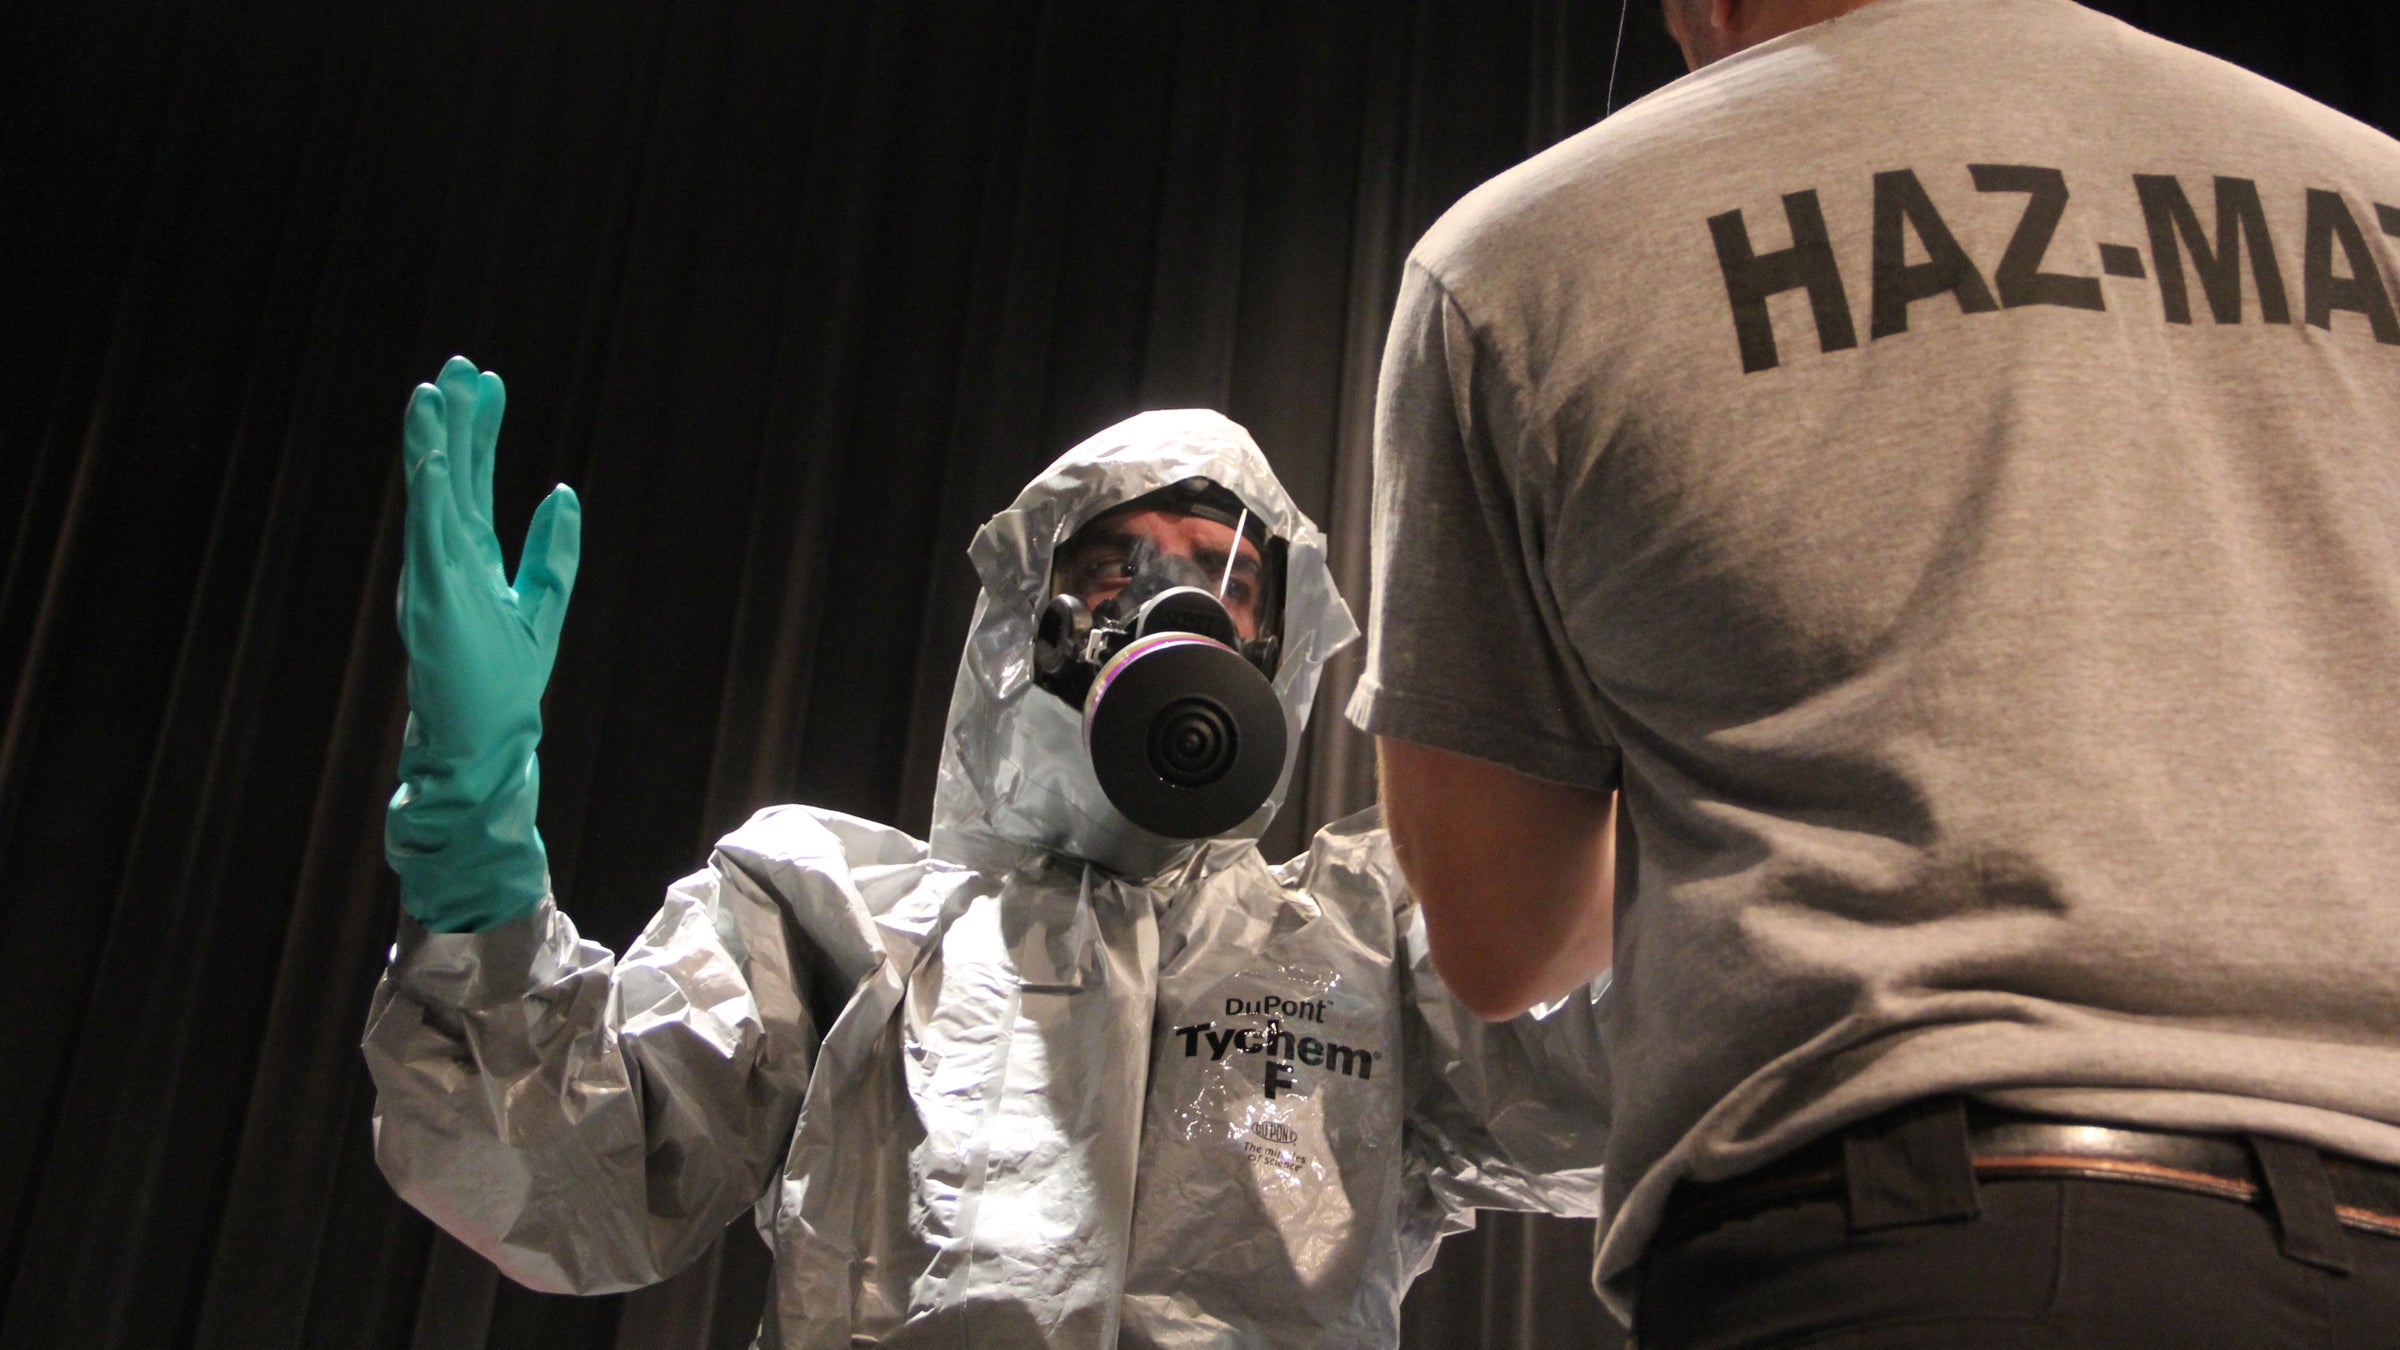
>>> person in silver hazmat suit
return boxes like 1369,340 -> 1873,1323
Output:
363,357 -> 1611,1348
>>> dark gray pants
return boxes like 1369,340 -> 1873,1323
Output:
1635,1103 -> 2400,1349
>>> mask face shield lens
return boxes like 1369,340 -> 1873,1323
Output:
1045,479 -> 1285,667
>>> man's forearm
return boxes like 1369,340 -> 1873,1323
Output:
1377,737 -> 1616,1019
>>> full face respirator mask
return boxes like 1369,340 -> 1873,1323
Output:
1031,479 -> 1289,840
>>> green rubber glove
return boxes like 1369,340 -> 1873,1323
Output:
385,356 -> 582,932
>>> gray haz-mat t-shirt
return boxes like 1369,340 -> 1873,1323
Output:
1349,0 -> 2400,1312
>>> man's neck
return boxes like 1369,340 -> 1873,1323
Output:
1674,0 -> 1891,70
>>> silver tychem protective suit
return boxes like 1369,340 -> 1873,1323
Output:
364,410 -> 1611,1347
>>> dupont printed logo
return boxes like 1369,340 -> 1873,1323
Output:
1251,1120 -> 1299,1146
1171,993 -> 1381,1100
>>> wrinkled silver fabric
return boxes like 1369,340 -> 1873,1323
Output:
365,410 -> 1611,1347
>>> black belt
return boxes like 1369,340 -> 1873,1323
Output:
1654,1101 -> 2400,1256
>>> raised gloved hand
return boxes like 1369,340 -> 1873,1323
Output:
385,356 -> 582,932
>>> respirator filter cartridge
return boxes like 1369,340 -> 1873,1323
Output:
1082,632 -> 1286,839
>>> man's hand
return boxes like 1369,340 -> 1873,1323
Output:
387,356 -> 581,933
1377,738 -> 1616,1020
398,357 -> 580,760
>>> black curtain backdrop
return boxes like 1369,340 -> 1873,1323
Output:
1,3 -> 2390,1347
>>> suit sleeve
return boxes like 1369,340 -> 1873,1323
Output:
360,806 -> 912,1294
